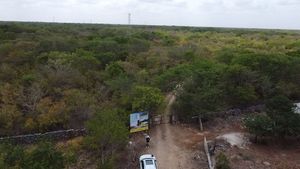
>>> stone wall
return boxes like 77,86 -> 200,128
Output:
214,104 -> 265,118
0,129 -> 86,144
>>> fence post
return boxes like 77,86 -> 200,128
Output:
198,116 -> 203,131
204,137 -> 214,169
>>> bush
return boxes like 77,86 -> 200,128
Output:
0,142 -> 65,169
222,64 -> 258,107
132,86 -> 164,112
22,142 -> 65,169
244,114 -> 273,142
173,61 -> 225,121
0,144 -> 25,168
56,137 -> 83,166
97,157 -> 115,169
244,95 -> 300,140
155,64 -> 193,92
85,109 -> 128,168
266,95 -> 300,137
216,152 -> 231,169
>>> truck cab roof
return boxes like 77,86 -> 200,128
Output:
139,154 -> 158,169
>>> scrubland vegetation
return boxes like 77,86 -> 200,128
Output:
0,22 -> 299,168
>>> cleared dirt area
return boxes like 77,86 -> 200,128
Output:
141,94 -> 207,169
142,124 -> 207,169
124,94 -> 300,169
207,117 -> 300,169
124,123 -> 208,169
124,94 -> 208,169
139,115 -> 300,169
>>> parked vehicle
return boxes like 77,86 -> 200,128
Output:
139,154 -> 158,169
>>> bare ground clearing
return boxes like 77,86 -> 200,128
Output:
123,94 -> 300,169
207,117 -> 300,169
124,94 -> 208,169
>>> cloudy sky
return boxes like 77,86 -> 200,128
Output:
0,0 -> 299,29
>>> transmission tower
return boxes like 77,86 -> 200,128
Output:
128,13 -> 131,25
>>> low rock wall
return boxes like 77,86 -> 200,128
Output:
0,129 -> 87,144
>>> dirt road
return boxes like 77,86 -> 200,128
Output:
141,94 -> 207,169
142,123 -> 206,169
126,93 -> 300,169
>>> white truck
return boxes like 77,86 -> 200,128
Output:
139,154 -> 158,169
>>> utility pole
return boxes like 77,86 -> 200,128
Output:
192,114 -> 203,131
128,13 -> 131,25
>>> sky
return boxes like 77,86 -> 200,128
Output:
0,0 -> 300,29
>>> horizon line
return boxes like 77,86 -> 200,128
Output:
1,20 -> 300,32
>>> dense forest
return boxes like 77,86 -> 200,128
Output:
0,22 -> 300,168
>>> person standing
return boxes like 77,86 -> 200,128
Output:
145,134 -> 151,148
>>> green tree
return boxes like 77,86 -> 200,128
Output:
0,83 -> 22,135
36,97 -> 67,131
128,38 -> 150,54
94,52 -> 117,67
105,62 -> 125,78
266,95 -> 300,137
22,142 -> 65,169
155,64 -> 193,92
64,89 -> 96,128
244,114 -> 273,142
71,51 -> 101,74
232,53 -> 291,82
85,109 -> 128,168
132,86 -> 164,112
174,61 -> 225,121
222,64 -> 258,107
216,152 -> 231,169
0,144 -> 25,168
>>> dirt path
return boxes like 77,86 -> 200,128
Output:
141,94 -> 207,169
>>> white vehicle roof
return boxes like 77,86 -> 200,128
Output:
139,154 -> 156,161
139,154 -> 158,169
